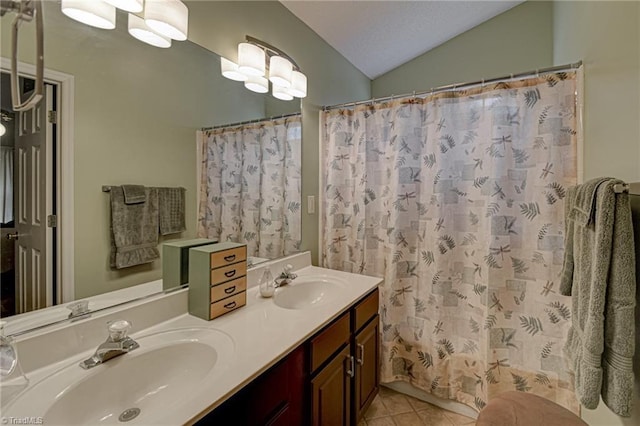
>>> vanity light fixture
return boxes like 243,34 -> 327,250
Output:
288,71 -> 307,99
61,0 -> 188,48
61,0 -> 116,30
269,56 -> 293,88
221,36 -> 307,101
128,14 -> 171,49
237,42 -> 266,76
144,0 -> 189,41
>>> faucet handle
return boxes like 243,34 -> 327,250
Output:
283,264 -> 294,273
107,320 -> 132,342
67,300 -> 90,318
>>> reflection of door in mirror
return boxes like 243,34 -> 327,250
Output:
0,72 -> 58,317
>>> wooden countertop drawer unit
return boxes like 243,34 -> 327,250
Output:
211,261 -> 247,285
309,311 -> 350,373
210,276 -> 247,301
189,242 -> 248,321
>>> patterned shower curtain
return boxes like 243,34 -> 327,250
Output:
321,72 -> 581,413
198,115 -> 302,258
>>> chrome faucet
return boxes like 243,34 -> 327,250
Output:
79,320 -> 139,369
0,321 -> 17,377
274,264 -> 297,287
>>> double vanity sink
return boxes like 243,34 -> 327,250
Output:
1,254 -> 381,425
272,274 -> 348,310
5,328 -> 235,425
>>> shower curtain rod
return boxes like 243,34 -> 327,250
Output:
323,61 -> 583,111
201,111 -> 302,131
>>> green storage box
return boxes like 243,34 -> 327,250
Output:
162,238 -> 217,290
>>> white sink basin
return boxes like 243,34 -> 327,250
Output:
273,275 -> 347,310
3,328 -> 234,425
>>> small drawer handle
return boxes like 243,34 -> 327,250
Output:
224,301 -> 237,309
224,286 -> 236,294
224,269 -> 237,278
223,254 -> 236,262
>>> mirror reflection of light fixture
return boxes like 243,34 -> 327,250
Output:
272,85 -> 293,101
144,0 -> 189,41
128,14 -> 171,49
221,36 -> 307,101
244,75 -> 269,94
104,0 -> 143,13
60,0 -> 188,48
61,0 -> 116,30
0,112 -> 13,137
220,58 -> 248,82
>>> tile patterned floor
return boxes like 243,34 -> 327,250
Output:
360,386 -> 476,426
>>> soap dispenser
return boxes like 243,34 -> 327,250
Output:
259,268 -> 275,298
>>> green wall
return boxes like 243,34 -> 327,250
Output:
553,2 -> 639,424
372,1 -> 553,97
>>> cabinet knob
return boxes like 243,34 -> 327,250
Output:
356,343 -> 365,365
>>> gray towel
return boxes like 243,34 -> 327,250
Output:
110,186 -> 160,269
122,184 -> 146,204
560,178 -> 636,416
158,187 -> 186,235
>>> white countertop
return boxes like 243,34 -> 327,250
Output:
2,264 -> 381,425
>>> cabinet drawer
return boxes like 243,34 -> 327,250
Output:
354,288 -> 379,333
210,246 -> 247,267
210,291 -> 246,319
210,276 -> 247,302
211,261 -> 247,285
310,312 -> 350,373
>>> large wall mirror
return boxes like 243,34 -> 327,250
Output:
0,2 -> 302,335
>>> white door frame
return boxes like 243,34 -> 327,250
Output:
1,57 -> 75,304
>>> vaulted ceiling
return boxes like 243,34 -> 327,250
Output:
280,1 -> 524,79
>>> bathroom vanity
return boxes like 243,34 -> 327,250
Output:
199,287 -> 379,425
0,252 -> 382,426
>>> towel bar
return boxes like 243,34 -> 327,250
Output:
613,182 -> 640,195
102,186 -> 186,192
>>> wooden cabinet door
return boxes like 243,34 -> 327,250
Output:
311,345 -> 352,426
354,315 -> 379,422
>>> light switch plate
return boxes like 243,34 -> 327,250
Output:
307,195 -> 315,214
